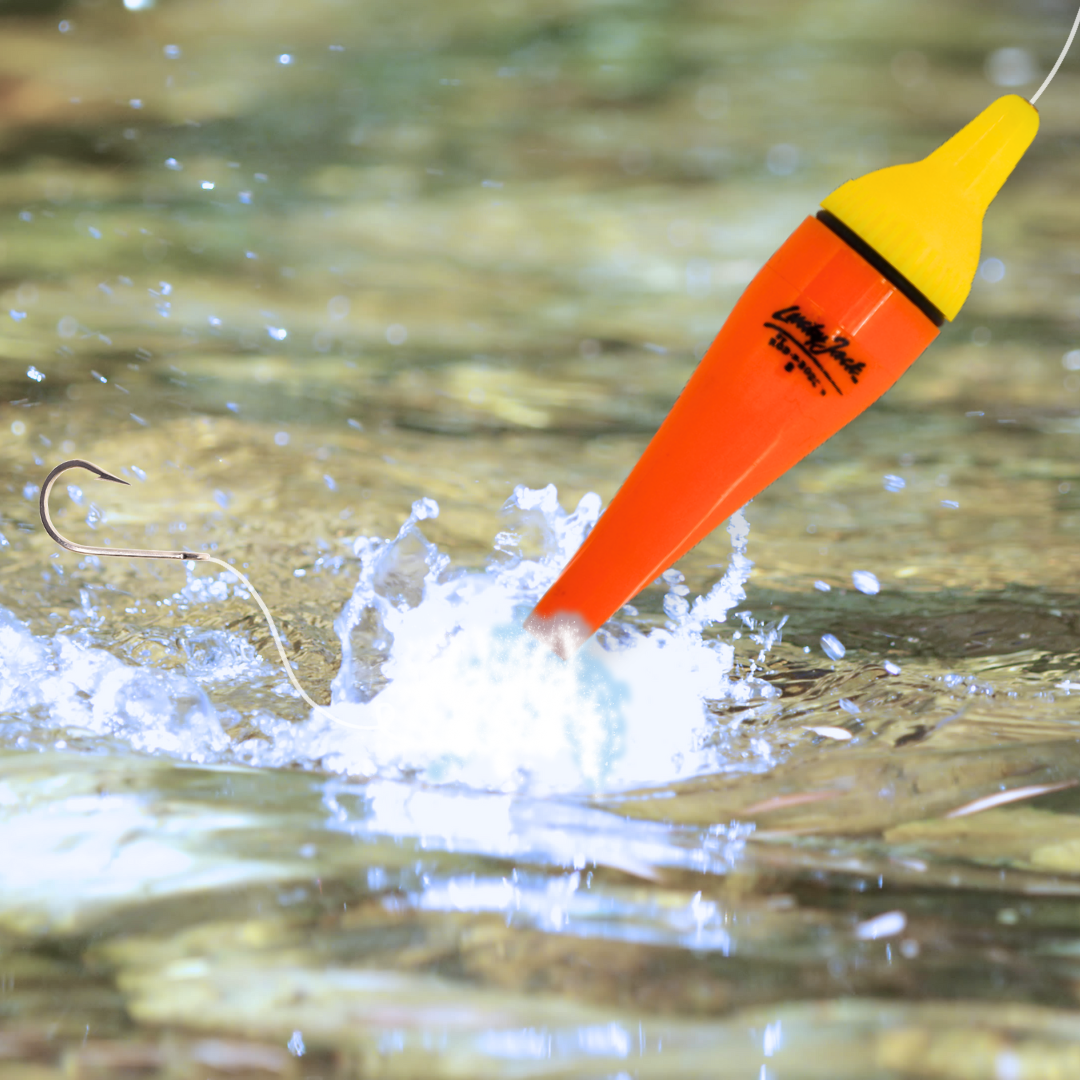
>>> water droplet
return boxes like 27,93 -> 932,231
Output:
766,143 -> 800,176
664,593 -> 690,620
855,909 -> 907,940
852,570 -> 880,595
985,47 -> 1036,88
411,497 -> 439,521
820,634 -> 846,661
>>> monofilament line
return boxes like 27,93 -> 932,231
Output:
199,554 -> 329,715
192,564 -> 373,731
1030,0 -> 1080,105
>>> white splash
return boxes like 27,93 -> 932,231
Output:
244,485 -> 778,792
3,485 -> 781,793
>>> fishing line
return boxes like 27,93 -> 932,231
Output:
1030,0 -> 1080,105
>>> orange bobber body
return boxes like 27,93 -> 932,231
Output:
526,215 -> 938,654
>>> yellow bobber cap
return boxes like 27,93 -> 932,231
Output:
821,94 -> 1039,321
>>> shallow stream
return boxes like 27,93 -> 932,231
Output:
4,0 -> 1080,1076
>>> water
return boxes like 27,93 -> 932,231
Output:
260,497 -> 781,790
6,0 -> 1080,1075
10,479 -> 777,790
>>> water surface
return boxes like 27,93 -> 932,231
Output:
4,0 -> 1080,1075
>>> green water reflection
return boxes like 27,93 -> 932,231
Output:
4,0 -> 1080,1075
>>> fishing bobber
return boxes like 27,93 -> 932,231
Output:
527,93 -> 1041,658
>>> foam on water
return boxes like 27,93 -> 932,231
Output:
0,603 -> 230,761
3,486 -> 781,792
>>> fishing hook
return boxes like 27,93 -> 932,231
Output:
38,458 -> 364,724
40,458 -> 207,562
